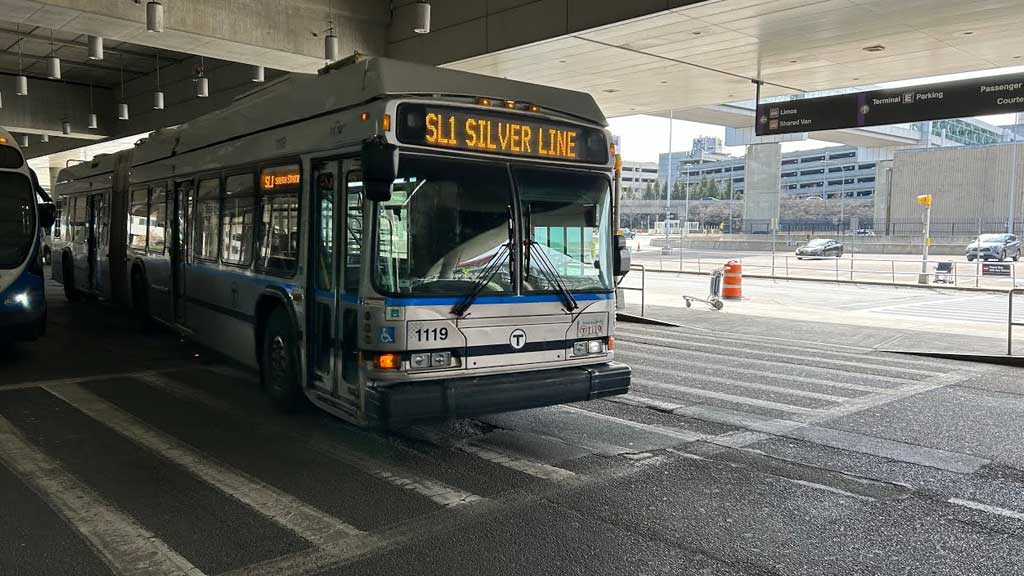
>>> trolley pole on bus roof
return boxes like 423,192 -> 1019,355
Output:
917,194 -> 933,284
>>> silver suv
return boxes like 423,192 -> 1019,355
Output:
966,234 -> 1021,262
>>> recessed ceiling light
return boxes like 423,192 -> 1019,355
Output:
692,30 -> 703,36
956,31 -> 974,37
558,59 -> 566,64
789,59 -> 798,63
852,77 -> 861,81
660,80 -> 668,84
1014,56 -> 1022,60
863,44 -> 886,52
603,88 -> 620,93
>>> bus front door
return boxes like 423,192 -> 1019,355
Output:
88,192 -> 108,295
310,158 -> 360,415
171,179 -> 193,326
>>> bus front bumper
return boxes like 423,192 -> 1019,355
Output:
366,362 -> 631,426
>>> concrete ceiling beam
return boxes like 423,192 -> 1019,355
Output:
0,0 -> 388,73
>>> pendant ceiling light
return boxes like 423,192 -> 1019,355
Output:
40,134 -> 49,143
88,83 -> 97,129
87,35 -> 103,60
251,65 -> 265,83
47,29 -> 61,80
324,0 -> 338,61
153,53 -> 164,109
195,56 -> 208,98
62,121 -> 71,135
118,58 -> 129,120
61,80 -> 71,135
19,135 -> 28,148
15,25 -> 27,95
147,0 -> 164,33
413,1 -> 431,34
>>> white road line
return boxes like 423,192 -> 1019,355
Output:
618,349 -> 890,393
558,405 -> 708,443
628,360 -> 856,403
456,441 -> 576,481
603,393 -> 687,412
634,377 -> 825,415
138,372 -> 485,509
948,498 -> 1024,522
616,332 -> 941,378
45,384 -> 365,548
0,414 -> 207,576
787,479 -> 876,502
0,368 -> 182,393
617,340 -> 928,385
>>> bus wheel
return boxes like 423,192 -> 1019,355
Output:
62,257 -> 81,302
261,307 -> 303,413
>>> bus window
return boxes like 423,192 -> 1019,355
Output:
257,194 -> 300,275
72,195 -> 88,244
149,186 -> 167,254
194,178 -> 220,260
344,171 -> 363,294
0,172 -> 35,268
222,174 -> 255,265
129,187 -> 148,250
53,199 -> 62,239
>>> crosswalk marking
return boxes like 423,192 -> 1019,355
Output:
865,294 -> 1024,325
634,377 -> 825,415
45,384 -> 365,548
0,413 -> 208,576
137,372 -> 485,509
558,405 -> 708,443
948,498 -> 1024,522
625,357 -> 857,403
619,350 -> 888,394
616,332 -> 941,378
456,441 -> 577,481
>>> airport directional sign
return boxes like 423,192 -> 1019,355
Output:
756,73 -> 1024,136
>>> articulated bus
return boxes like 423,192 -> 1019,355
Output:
0,129 -> 54,342
52,56 -> 631,426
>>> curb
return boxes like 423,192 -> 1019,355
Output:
881,350 -> 1024,367
615,312 -> 683,328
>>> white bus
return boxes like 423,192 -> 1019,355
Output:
0,128 -> 54,341
52,56 -> 631,427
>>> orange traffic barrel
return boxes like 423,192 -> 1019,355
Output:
723,260 -> 742,299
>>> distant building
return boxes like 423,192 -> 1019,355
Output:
619,160 -> 658,194
691,135 -> 723,155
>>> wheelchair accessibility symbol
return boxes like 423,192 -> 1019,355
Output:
379,326 -> 396,344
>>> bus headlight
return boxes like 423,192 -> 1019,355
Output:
410,351 -> 452,370
573,340 -> 604,356
4,292 -> 30,308
411,353 -> 430,369
587,340 -> 602,354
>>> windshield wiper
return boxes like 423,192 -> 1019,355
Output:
450,243 -> 511,317
451,204 -> 516,317
525,240 -> 578,313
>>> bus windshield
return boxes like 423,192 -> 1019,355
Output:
0,171 -> 36,269
517,167 -> 612,293
375,157 -> 515,296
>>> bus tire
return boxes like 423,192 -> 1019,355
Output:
131,268 -> 151,330
62,255 -> 81,302
261,306 -> 304,413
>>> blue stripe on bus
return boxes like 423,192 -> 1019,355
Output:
383,292 -> 613,307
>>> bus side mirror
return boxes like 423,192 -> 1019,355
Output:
613,234 -> 631,277
361,137 -> 397,202
38,202 -> 55,230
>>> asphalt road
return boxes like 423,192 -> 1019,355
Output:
3,279 -> 1024,575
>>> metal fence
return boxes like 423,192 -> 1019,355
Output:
632,247 -> 1022,289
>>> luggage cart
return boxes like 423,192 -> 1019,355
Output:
684,267 -> 725,310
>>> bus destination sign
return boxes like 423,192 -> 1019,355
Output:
756,72 -> 1024,136
396,104 -> 608,164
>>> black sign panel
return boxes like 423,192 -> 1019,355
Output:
395,103 -> 609,164
982,263 -> 1012,277
756,73 -> 1024,136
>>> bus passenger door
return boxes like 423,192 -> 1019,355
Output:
171,179 -> 193,326
310,158 -> 361,414
89,192 -> 108,294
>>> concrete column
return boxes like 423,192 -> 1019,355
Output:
742,143 -> 782,234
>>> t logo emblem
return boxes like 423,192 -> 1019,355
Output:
509,329 -> 527,350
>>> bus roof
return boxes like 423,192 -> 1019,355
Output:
128,56 -> 607,168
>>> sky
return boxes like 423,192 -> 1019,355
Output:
609,66 -> 1024,164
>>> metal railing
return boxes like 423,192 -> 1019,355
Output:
617,264 -> 646,316
1010,289 -> 1024,355
634,248 -> 1022,289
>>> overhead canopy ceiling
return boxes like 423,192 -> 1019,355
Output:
446,0 -> 1024,118
0,21 -> 189,87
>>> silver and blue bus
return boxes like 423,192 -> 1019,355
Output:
0,128 -> 54,341
52,56 -> 631,426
